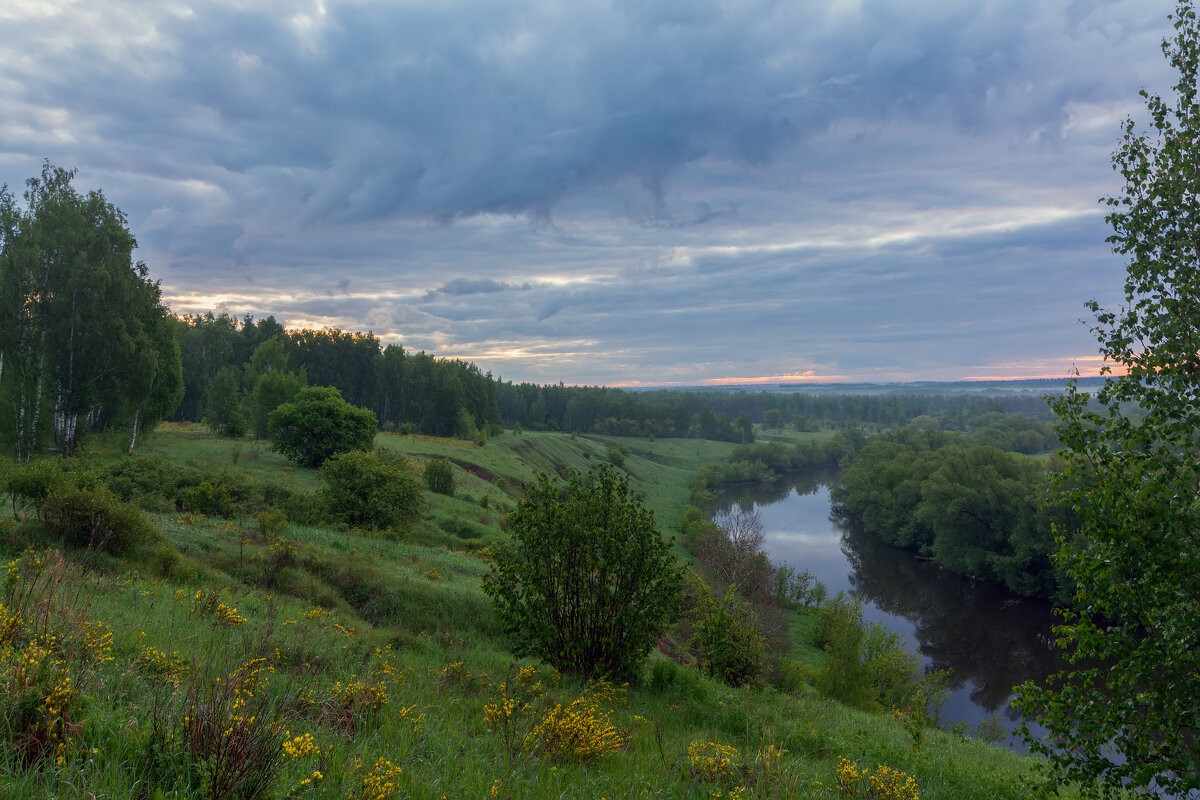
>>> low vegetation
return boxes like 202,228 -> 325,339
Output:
0,427 -> 1077,800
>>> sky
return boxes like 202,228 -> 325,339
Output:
0,0 -> 1179,387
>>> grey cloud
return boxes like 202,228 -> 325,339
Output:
427,278 -> 527,297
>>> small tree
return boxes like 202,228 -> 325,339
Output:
697,506 -> 773,600
319,449 -> 422,532
482,464 -> 684,679
204,365 -> 244,438
267,386 -> 376,468
689,579 -> 766,687
423,460 -> 455,495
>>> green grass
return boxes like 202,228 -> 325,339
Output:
0,426 -> 1091,800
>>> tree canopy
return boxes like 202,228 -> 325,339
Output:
267,386 -> 377,467
0,163 -> 181,458
1015,4 -> 1200,795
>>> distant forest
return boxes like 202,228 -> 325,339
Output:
174,313 -> 1059,445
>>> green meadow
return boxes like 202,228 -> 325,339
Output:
0,427 -> 1080,800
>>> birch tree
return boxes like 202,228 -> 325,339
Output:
0,163 -> 180,458
1015,4 -> 1200,795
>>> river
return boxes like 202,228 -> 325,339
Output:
715,471 -> 1067,750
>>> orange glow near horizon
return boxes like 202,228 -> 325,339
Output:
959,355 -> 1119,382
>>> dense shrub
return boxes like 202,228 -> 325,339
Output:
318,449 -> 422,532
268,386 -> 377,468
813,594 -> 941,713
101,454 -> 184,507
6,459 -> 69,518
181,481 -> 235,517
40,486 -> 161,554
423,460 -> 455,495
483,464 -> 684,679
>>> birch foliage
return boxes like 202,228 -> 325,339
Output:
1015,4 -> 1200,795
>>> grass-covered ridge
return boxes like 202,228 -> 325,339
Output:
0,427 -> 1082,799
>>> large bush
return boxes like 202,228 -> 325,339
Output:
318,449 -> 422,532
267,386 -> 377,467
482,464 -> 684,679
40,485 -> 161,555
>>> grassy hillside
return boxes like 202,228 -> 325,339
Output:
0,427 -> 1077,800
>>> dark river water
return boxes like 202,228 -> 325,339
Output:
715,472 -> 1067,750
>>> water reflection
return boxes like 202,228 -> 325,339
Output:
840,521 -> 1063,716
713,471 -> 1068,741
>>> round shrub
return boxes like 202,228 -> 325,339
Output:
483,464 -> 684,679
181,481 -> 234,517
41,486 -> 161,555
318,449 -> 422,532
268,386 -> 377,468
5,459 -> 68,517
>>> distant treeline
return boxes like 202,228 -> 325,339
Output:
172,313 -> 1065,444
495,384 -> 1056,441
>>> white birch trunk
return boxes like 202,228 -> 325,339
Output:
128,407 -> 140,454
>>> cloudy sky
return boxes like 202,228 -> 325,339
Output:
0,0 -> 1178,386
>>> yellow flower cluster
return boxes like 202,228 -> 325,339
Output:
525,681 -> 626,764
269,538 -> 300,560
710,789 -> 746,800
188,589 -> 246,627
688,740 -> 741,782
437,659 -> 474,690
868,764 -> 920,800
483,693 -> 518,728
0,603 -> 20,646
2,635 -> 77,763
836,757 -> 919,800
78,619 -> 114,664
298,769 -> 323,787
351,756 -> 404,800
372,648 -> 401,679
330,678 -> 389,713
134,645 -> 192,683
281,731 -> 321,760
188,656 -> 272,741
756,743 -> 788,780
837,757 -> 864,788
397,704 -> 425,733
